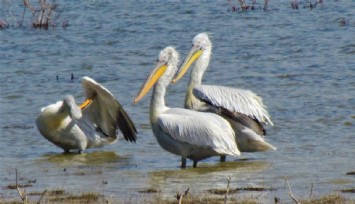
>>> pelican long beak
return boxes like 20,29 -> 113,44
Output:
172,47 -> 202,83
134,63 -> 168,104
79,94 -> 96,110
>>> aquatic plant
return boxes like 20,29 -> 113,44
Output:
303,0 -> 324,9
227,0 -> 325,12
290,0 -> 324,10
23,0 -> 68,29
0,19 -> 9,29
227,0 -> 270,12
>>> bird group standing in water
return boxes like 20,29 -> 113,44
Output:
36,33 -> 276,168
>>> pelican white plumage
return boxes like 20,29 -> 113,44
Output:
36,76 -> 137,153
134,46 -> 240,168
173,33 -> 276,155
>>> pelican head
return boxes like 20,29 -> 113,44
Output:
37,95 -> 83,137
134,46 -> 179,103
173,32 -> 212,83
62,95 -> 82,120
38,93 -> 94,130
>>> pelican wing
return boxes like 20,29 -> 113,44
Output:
81,77 -> 137,142
157,108 -> 240,156
219,108 -> 266,136
193,85 -> 273,126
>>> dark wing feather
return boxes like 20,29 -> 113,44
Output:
81,76 -> 137,142
199,97 -> 266,136
115,101 -> 137,142
219,107 -> 266,136
193,85 -> 273,126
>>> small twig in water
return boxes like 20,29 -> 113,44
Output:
291,0 -> 299,9
238,0 -> 247,11
224,176 -> 231,204
54,6 -> 65,21
310,182 -> 313,199
284,176 -> 300,204
263,0 -> 269,11
38,189 -> 48,204
0,19 -> 9,29
227,0 -> 237,12
15,169 -> 27,203
176,187 -> 189,204
23,0 -> 36,14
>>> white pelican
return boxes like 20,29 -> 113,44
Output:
36,76 -> 137,153
173,33 -> 276,158
134,46 -> 240,168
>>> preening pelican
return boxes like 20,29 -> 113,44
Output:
36,76 -> 137,153
134,46 -> 240,168
173,33 -> 276,155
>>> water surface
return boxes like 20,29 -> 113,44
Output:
1,0 -> 354,202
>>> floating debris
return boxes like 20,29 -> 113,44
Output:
3,125 -> 34,129
207,186 -> 274,195
340,188 -> 355,193
0,19 -> 9,30
343,121 -> 353,126
139,188 -> 161,193
337,17 -> 350,26
6,184 -> 33,190
291,0 -> 299,9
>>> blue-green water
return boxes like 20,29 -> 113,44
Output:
1,0 -> 354,202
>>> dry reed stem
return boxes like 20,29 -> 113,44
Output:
37,189 -> 47,204
176,187 -> 189,204
284,176 -> 300,204
23,0 -> 36,14
23,0 -> 60,28
15,168 -> 27,203
224,176 -> 231,204
310,182 -> 313,199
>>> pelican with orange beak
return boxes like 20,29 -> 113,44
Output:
173,33 -> 276,159
36,76 -> 137,153
134,46 -> 239,168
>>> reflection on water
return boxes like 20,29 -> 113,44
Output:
40,151 -> 127,166
150,159 -> 270,178
147,159 -> 270,191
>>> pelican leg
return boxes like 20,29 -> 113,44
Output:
220,155 -> 226,162
181,158 -> 186,169
193,161 -> 198,168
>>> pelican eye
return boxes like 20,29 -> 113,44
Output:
157,59 -> 168,65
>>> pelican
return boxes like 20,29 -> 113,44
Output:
36,76 -> 137,153
173,33 -> 276,158
134,46 -> 240,168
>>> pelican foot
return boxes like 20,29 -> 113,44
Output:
193,161 -> 198,168
220,155 -> 226,162
181,158 -> 186,169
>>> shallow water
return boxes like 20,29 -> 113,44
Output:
1,0 -> 354,202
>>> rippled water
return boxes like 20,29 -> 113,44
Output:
1,0 -> 354,202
